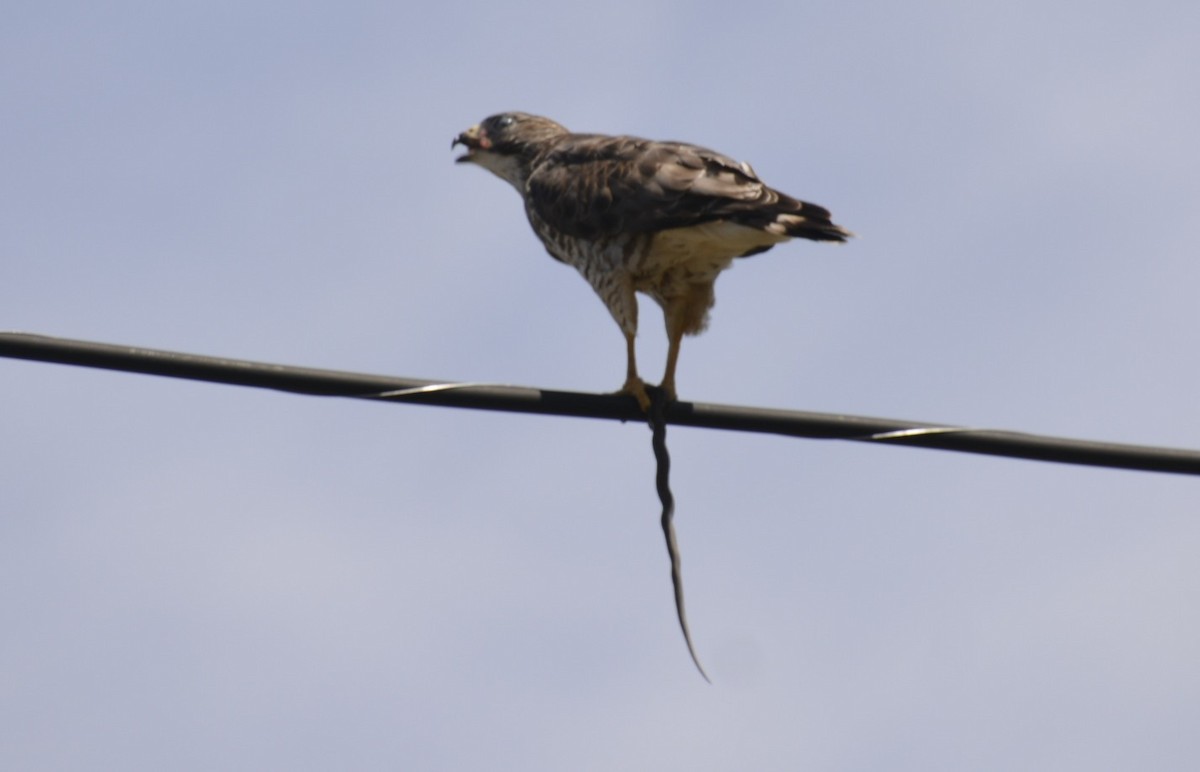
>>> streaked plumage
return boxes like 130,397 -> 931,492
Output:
452,112 -> 851,409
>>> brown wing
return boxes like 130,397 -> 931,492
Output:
525,133 -> 849,243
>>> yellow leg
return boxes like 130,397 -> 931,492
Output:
659,324 -> 683,402
619,330 -> 651,411
659,283 -> 712,403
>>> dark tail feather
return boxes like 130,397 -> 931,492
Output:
780,216 -> 853,242
773,197 -> 853,242
737,192 -> 853,243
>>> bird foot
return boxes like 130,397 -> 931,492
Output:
657,380 -> 678,404
617,376 -> 652,412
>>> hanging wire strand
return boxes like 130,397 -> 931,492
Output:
646,386 -> 710,683
4,331 -> 1200,477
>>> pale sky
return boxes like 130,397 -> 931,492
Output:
4,2 -> 1200,769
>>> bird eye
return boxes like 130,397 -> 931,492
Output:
493,114 -> 516,130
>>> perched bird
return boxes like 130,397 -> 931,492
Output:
453,112 -> 851,410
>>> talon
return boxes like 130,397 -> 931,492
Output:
658,380 -> 678,404
617,377 -> 652,412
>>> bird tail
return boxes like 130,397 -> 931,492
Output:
763,197 -> 853,242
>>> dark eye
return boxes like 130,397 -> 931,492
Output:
494,114 -> 515,129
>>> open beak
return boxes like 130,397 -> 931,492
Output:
451,124 -> 489,163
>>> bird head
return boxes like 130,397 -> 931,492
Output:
452,112 -> 567,188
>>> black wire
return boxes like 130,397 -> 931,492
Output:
647,386 -> 710,682
3,331 -> 1200,477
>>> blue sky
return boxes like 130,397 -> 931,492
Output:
4,2 -> 1200,769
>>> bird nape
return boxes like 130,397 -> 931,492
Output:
453,111 -> 851,412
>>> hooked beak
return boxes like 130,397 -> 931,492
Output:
451,124 -> 490,163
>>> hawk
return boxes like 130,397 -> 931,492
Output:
453,112 -> 851,410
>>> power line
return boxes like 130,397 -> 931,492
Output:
3,331 -> 1199,477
